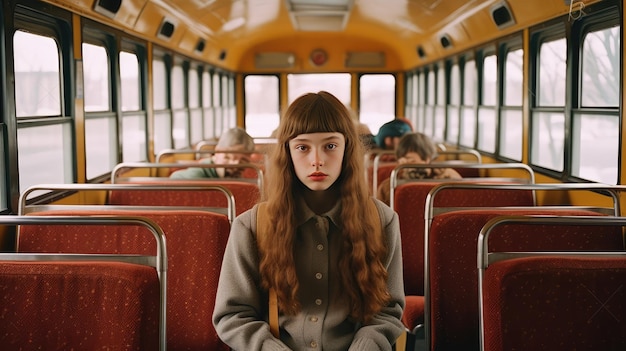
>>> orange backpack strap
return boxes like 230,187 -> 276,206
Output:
268,289 -> 279,337
256,202 -> 279,338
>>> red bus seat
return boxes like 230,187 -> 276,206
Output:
108,180 -> 258,216
478,215 -> 626,351
482,256 -> 626,351
0,215 -> 165,350
396,179 -> 535,289
20,209 -> 231,351
392,180 -> 534,332
0,261 -> 160,350
427,209 -> 623,351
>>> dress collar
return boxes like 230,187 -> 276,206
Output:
295,196 -> 342,229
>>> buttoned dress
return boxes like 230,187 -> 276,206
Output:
213,198 -> 405,351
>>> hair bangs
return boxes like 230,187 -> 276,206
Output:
278,92 -> 352,143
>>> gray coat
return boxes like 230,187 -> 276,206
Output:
212,198 -> 405,351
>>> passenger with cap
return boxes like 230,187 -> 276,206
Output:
375,119 -> 412,150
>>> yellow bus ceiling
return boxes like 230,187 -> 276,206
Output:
43,0 -> 601,71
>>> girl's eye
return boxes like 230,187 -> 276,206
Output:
326,143 -> 337,150
295,145 -> 308,151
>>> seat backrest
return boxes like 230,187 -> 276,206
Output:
366,150 -> 396,195
478,215 -> 626,351
376,163 -> 397,194
109,163 -> 261,216
0,215 -> 165,350
393,181 -> 535,297
112,161 -> 264,189
482,255 -> 626,351
20,209 -> 231,351
0,261 -> 160,349
427,209 -> 624,351
434,149 -> 482,177
166,159 -> 264,179
19,184 -> 237,223
108,180 -> 259,216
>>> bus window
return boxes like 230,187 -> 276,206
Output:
14,31 -> 61,117
14,30 -> 73,193
83,43 -> 110,112
359,73 -> 395,136
477,52 -> 497,153
405,72 -> 419,128
172,62 -> 189,148
119,50 -> 147,162
531,37 -> 566,171
423,68 -> 435,136
201,69 -> 215,140
434,65 -> 446,141
287,73 -> 350,106
189,64 -> 203,144
460,58 -> 476,148
500,47 -> 523,161
153,55 -> 172,154
213,72 -> 223,135
120,51 -> 140,111
572,24 -> 619,184
245,75 -> 279,137
222,74 -> 235,130
417,71 -> 426,133
83,42 -> 116,179
446,63 -> 460,144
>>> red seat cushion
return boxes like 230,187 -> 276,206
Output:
428,209 -> 622,350
0,261 -> 159,350
402,295 -> 425,330
483,256 -> 626,351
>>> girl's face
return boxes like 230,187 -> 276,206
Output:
288,132 -> 345,191
398,151 -> 430,178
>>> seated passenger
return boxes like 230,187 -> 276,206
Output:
377,132 -> 462,205
375,119 -> 412,151
170,127 -> 255,179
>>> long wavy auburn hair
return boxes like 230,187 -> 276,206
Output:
258,91 -> 390,322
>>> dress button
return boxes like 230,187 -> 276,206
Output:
310,316 -> 318,322
310,341 -> 318,348
315,299 -> 322,305
315,272 -> 322,279
316,244 -> 324,251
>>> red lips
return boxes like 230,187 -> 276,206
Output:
309,172 -> 328,181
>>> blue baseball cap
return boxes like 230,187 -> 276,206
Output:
375,119 -> 412,148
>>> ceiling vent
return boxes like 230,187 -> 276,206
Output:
491,1 -> 515,30
255,52 -> 295,69
93,0 -> 122,18
345,52 -> 385,68
285,0 -> 354,31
